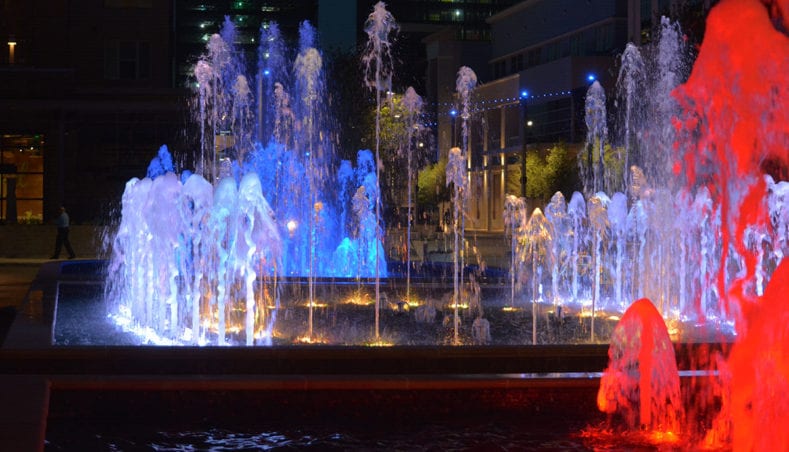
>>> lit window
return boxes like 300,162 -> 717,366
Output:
1,134 -> 45,223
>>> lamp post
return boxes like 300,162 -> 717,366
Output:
519,90 -> 529,198
449,108 -> 458,148
7,40 -> 16,65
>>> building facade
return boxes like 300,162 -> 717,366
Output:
433,0 -> 713,232
0,0 -> 185,224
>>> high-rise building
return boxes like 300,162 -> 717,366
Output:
174,0 -> 318,87
357,0 -> 519,94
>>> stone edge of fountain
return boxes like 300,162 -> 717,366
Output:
0,261 -> 732,450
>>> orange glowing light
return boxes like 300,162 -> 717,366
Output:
295,335 -> 327,344
343,294 -> 373,305
648,430 -> 680,445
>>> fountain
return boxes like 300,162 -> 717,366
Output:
93,0 -> 786,353
401,86 -> 424,308
503,6 -> 787,340
590,0 -> 789,448
361,1 -> 398,341
0,0 -> 786,450
106,13 -> 396,345
597,298 -> 681,434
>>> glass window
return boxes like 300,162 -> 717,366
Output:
1,134 -> 44,223
545,42 -> 557,62
104,0 -> 152,7
103,43 -> 119,79
104,41 -> 151,80
569,34 -> 580,56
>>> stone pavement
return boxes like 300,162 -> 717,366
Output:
0,259 -> 50,451
0,259 -> 46,310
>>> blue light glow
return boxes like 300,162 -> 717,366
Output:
587,73 -> 596,82
520,90 -> 529,99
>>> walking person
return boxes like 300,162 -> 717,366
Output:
51,206 -> 76,259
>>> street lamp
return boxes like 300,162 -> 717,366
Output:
7,40 -> 16,65
449,108 -> 458,148
286,219 -> 298,237
519,90 -> 529,198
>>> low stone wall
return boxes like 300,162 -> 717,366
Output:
0,224 -> 107,259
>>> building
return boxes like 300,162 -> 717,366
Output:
0,0 -> 185,224
174,0 -> 319,87
0,0 -> 322,224
357,0 -> 519,94
0,0 -> 712,226
428,0 -> 715,232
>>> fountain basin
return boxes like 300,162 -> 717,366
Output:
0,260 -> 730,449
4,260 -> 735,348
0,346 -> 724,450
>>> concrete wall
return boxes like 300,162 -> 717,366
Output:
0,224 -> 106,258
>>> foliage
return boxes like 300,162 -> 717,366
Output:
505,164 -> 522,196
361,93 -> 411,157
417,156 -> 449,205
579,140 -> 628,194
361,91 -> 430,216
507,144 -> 578,202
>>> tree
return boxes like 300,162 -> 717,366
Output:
508,144 -> 579,202
360,92 -> 431,221
417,156 -> 449,206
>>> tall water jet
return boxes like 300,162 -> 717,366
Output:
194,60 -> 213,174
257,22 -> 288,143
401,86 -> 424,304
545,192 -> 570,311
615,43 -> 645,196
673,0 -> 789,446
582,81 -> 608,196
202,32 -> 232,177
448,65 -> 476,345
587,193 -> 609,341
607,192 -> 628,313
567,191 -> 587,303
626,185 -> 647,301
644,17 -> 686,190
504,195 -> 527,310
446,146 -> 467,345
524,208 -> 551,344
293,25 -> 323,341
362,1 -> 397,341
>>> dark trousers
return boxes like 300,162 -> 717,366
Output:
53,227 -> 75,258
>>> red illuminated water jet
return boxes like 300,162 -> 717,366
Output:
598,0 -> 788,447
597,298 -> 681,435
676,0 -> 789,447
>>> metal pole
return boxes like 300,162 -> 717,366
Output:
519,95 -> 527,198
